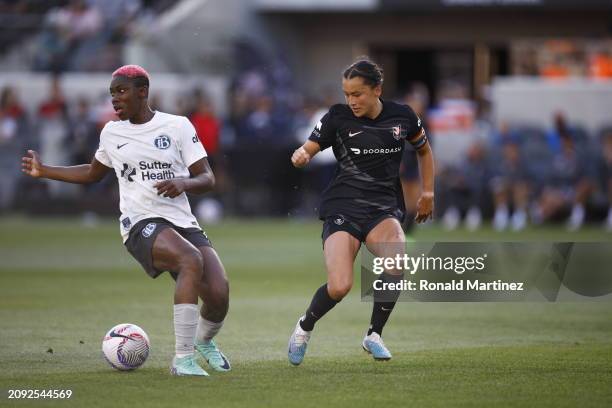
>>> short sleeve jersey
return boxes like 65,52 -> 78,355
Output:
95,111 -> 207,242
308,99 -> 424,220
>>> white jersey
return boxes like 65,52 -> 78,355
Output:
95,111 -> 207,242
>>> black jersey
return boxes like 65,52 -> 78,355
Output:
308,99 -> 424,220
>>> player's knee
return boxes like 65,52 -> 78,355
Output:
206,287 -> 229,321
199,277 -> 229,308
210,279 -> 229,308
177,250 -> 204,279
328,280 -> 352,300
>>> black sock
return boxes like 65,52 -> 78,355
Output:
299,284 -> 339,331
368,302 -> 396,336
368,273 -> 403,336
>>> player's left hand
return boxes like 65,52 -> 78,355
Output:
415,192 -> 434,223
154,179 -> 187,198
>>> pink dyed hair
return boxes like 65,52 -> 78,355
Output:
112,65 -> 150,80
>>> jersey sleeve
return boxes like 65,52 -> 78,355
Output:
178,117 -> 207,167
94,126 -> 112,167
403,105 -> 424,140
308,110 -> 337,151
403,105 -> 428,150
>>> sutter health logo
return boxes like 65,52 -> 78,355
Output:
121,163 -> 136,182
139,161 -> 175,181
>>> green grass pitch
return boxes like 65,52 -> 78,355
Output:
1,217 -> 611,407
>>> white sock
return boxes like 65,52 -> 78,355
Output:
196,317 -> 224,344
174,304 -> 199,358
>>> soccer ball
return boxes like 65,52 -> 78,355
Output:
102,323 -> 150,371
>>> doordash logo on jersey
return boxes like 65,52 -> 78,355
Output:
349,146 -> 402,155
139,161 -> 175,181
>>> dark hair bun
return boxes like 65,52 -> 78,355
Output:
342,57 -> 384,87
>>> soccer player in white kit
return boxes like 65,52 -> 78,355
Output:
21,65 -> 230,377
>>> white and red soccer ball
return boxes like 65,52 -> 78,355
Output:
102,323 -> 150,371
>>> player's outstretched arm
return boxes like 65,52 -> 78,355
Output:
21,149 -> 111,184
154,158 -> 215,198
291,140 -> 321,168
414,141 -> 435,223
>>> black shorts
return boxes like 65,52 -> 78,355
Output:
124,217 -> 212,279
321,211 -> 402,245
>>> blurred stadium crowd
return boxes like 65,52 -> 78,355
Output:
0,0 -> 611,232
1,0 -> 174,72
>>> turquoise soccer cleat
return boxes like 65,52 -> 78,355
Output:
195,340 -> 231,372
170,355 -> 209,376
362,332 -> 392,361
288,317 -> 311,366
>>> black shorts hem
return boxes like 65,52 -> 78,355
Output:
124,217 -> 212,278
321,211 -> 402,247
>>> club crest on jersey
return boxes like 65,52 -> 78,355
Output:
142,222 -> 157,238
333,215 -> 345,226
154,135 -> 171,150
391,125 -> 402,141
122,217 -> 131,230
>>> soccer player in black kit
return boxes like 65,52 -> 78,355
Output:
288,58 -> 434,364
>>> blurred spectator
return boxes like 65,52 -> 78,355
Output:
0,87 -> 27,211
0,87 -> 25,119
33,0 -> 103,72
599,129 -> 612,230
69,96 -> 98,164
223,41 -> 304,215
188,89 -> 230,198
37,77 -> 73,197
229,42 -> 298,148
489,125 -> 530,231
545,112 -> 575,154
88,0 -> 141,40
242,95 -> 275,145
189,91 -> 220,159
441,141 -> 489,231
533,114 -> 595,230
91,92 -> 117,129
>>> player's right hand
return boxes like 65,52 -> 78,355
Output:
21,150 -> 43,178
291,146 -> 311,168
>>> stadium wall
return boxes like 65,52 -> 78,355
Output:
259,10 -> 611,95
491,78 -> 612,134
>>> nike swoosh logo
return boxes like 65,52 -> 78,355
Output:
348,131 -> 363,137
219,355 -> 231,370
117,143 -> 129,149
205,353 -> 231,370
381,307 -> 392,312
109,330 -> 133,340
